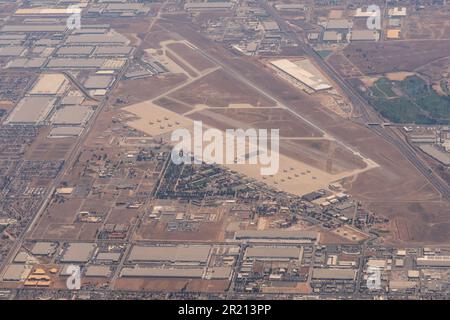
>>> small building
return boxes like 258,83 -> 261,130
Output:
386,29 -> 401,40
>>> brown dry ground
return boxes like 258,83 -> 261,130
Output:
24,127 -> 75,161
169,69 -> 277,108
112,73 -> 188,106
203,108 -> 323,138
114,278 -> 230,293
156,17 -> 450,244
404,9 -> 450,40
154,97 -> 194,114
166,42 -> 215,72
280,139 -> 367,175
342,40 -> 450,75
165,49 -> 198,78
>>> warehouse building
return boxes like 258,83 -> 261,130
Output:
350,30 -> 380,42
244,246 -> 303,261
270,59 -> 332,92
312,268 -> 356,280
417,256 -> 450,268
46,58 -> 105,69
322,31 -> 343,42
184,2 -> 234,11
2,264 -> 32,281
60,243 -> 96,263
93,46 -> 133,57
83,75 -> 114,90
6,58 -> 47,69
325,19 -> 353,30
52,106 -> 93,126
29,74 -> 67,95
5,97 -> 56,125
1,25 -> 67,32
66,32 -> 130,45
0,46 -> 25,57
128,245 -> 211,264
56,46 -> 95,56
31,242 -> 58,256
121,267 -> 205,278
388,7 -> 407,17
85,266 -> 112,278
49,126 -> 84,138
275,4 -> 306,11
234,229 -> 318,243
96,252 -> 121,263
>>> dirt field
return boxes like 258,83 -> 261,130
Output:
280,139 -> 367,175
166,42 -> 215,72
154,97 -> 194,114
169,69 -> 277,108
114,278 -> 230,293
343,40 -> 450,75
112,74 -> 188,106
25,128 -> 75,161
404,8 -> 450,40
200,108 -> 324,138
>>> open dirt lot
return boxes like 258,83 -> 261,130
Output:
112,74 -> 188,107
404,9 -> 450,40
199,108 -> 324,138
343,40 -> 450,75
169,69 -> 277,108
166,42 -> 215,72
114,278 -> 230,293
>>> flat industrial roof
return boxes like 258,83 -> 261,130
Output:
121,267 -> 204,278
417,256 -> 450,267
93,46 -> 133,56
66,32 -> 129,45
56,46 -> 95,56
83,75 -> 114,89
245,247 -> 302,260
270,59 -> 332,91
6,58 -> 46,69
323,31 -> 342,42
184,2 -> 233,10
235,229 -> 318,240
2,264 -> 32,281
1,25 -> 67,32
128,245 -> 211,263
0,46 -> 25,56
85,266 -> 111,277
350,30 -> 379,41
31,242 -> 57,256
96,252 -> 121,262
49,126 -> 84,137
52,106 -> 93,125
47,58 -> 105,69
30,74 -> 67,95
326,19 -> 353,30
5,96 -> 56,125
312,268 -> 357,280
61,243 -> 95,263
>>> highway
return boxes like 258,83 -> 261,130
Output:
261,0 -> 450,201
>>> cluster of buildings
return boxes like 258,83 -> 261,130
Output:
406,126 -> 450,167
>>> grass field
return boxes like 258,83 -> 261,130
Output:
368,76 -> 450,124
